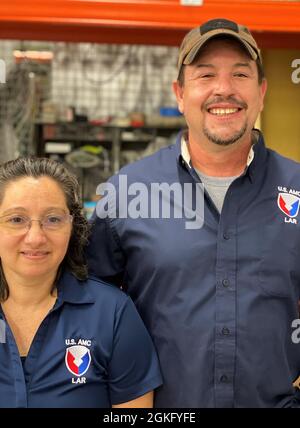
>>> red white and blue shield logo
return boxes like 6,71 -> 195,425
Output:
277,193 -> 300,218
65,345 -> 91,377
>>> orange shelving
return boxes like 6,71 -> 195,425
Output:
0,1 -> 299,47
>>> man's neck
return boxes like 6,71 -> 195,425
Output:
187,132 -> 255,177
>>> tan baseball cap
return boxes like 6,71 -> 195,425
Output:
177,18 -> 262,78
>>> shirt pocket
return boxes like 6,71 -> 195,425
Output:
258,223 -> 300,299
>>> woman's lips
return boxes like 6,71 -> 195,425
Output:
20,251 -> 50,259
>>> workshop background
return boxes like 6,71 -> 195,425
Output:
0,0 -> 299,213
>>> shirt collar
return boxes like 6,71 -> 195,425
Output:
247,130 -> 268,182
56,270 -> 95,305
180,133 -> 255,169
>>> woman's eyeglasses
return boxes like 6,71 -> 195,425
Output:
0,213 -> 73,235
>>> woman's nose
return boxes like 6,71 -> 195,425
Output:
23,220 -> 47,244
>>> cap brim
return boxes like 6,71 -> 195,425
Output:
183,28 -> 258,65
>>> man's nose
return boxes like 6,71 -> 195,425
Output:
23,220 -> 47,244
213,75 -> 235,96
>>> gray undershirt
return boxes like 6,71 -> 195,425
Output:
185,131 -> 259,214
195,169 -> 238,213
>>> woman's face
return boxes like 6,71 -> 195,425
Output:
0,176 -> 72,283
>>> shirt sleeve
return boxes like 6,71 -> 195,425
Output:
108,295 -> 163,405
293,388 -> 300,407
86,198 -> 125,287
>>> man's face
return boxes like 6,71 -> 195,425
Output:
173,38 -> 267,147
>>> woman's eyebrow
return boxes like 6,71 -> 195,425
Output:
0,206 -> 67,215
0,207 -> 27,215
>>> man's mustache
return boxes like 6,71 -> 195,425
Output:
204,97 -> 247,110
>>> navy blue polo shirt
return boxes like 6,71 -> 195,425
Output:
87,131 -> 300,408
0,271 -> 162,408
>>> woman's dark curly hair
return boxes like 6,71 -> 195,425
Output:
0,157 -> 91,301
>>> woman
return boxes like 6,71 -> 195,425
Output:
0,157 -> 162,408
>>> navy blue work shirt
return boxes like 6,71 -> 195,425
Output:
87,131 -> 300,408
0,271 -> 162,408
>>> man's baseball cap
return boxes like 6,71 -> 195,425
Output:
177,18 -> 262,77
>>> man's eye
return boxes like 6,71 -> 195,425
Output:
234,73 -> 248,78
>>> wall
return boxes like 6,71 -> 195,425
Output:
262,49 -> 300,161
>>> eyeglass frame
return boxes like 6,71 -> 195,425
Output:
0,213 -> 73,234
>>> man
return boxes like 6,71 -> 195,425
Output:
87,18 -> 300,407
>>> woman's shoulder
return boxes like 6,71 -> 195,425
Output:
86,275 -> 128,301
60,270 -> 130,310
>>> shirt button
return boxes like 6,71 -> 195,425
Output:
222,327 -> 230,336
222,279 -> 230,287
223,232 -> 230,240
220,375 -> 229,383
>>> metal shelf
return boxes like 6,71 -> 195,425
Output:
35,121 -> 183,173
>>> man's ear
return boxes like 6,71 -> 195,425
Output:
259,78 -> 268,112
172,80 -> 184,114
